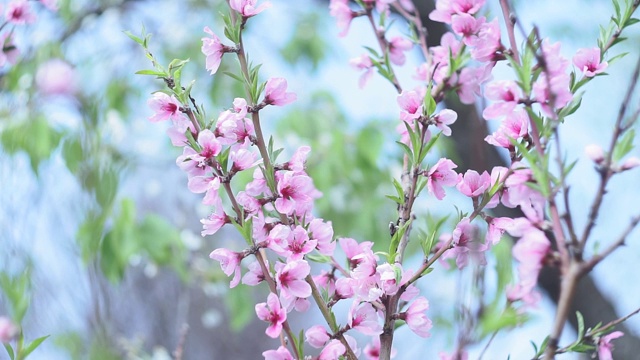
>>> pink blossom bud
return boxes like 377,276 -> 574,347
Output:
621,157 -> 640,171
305,325 -> 330,348
584,144 -> 604,164
0,317 -> 18,343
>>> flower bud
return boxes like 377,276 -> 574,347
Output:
585,144 -> 604,164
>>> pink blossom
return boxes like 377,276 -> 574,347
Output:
202,27 -> 226,75
482,80 -> 522,120
431,33 -> 462,83
451,217 -> 486,269
281,226 -> 317,261
456,169 -> 490,197
264,78 -> 297,106
485,130 -> 513,149
506,221 -> 550,305
319,339 -> 346,360
429,0 -> 485,24
275,171 -> 313,215
6,0 -> 36,25
469,19 -> 502,62
0,33 -> 19,67
364,337 -> 397,360
389,36 -> 413,66
306,325 -> 330,348
426,158 -> 460,200
188,176 -> 221,206
229,0 -> 271,17
201,198 -> 229,236
598,331 -> 624,360
276,260 -> 311,298
457,64 -> 492,104
176,147 -> 206,177
215,110 -> 255,146
330,0 -> 355,37
533,72 -> 573,118
262,346 -> 294,360
350,54 -> 374,88
255,293 -> 287,338
147,93 -> 185,123
573,47 -> 607,77
167,122 -> 195,147
210,248 -> 244,288
540,39 -> 569,77
451,13 -> 485,43
335,277 -> 355,299
403,297 -> 432,338
309,218 -> 335,255
348,302 -> 382,336
0,317 -> 18,343
230,148 -> 256,172
35,59 -> 78,96
377,263 -> 402,296
287,146 -> 311,173
585,144 -> 605,164
621,157 -> 640,171
197,129 -> 222,161
486,217 -> 513,245
246,168 -> 270,197
242,259 -> 266,286
397,89 -> 424,121
433,109 -> 457,136
233,98 -> 248,118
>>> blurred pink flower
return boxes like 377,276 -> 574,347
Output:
389,36 -> 413,66
6,0 -> 36,25
350,54 -> 374,88
329,0 -> 354,37
598,331 -> 624,360
35,59 -> 78,96
0,317 -> 18,343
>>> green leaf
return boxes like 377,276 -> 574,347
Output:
391,178 -> 405,205
612,129 -> 635,162
21,335 -> 50,359
576,311 -> 585,342
123,30 -> 145,46
306,253 -> 332,263
4,344 -> 14,360
135,69 -> 166,76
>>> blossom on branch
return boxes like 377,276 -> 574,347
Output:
255,293 -> 287,338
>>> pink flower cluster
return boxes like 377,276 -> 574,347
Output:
0,0 -> 58,68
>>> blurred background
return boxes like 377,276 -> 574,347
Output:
1,0 -> 639,359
